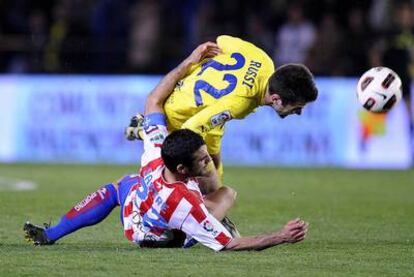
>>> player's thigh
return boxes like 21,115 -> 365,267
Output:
204,127 -> 224,155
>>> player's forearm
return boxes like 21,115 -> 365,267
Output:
145,61 -> 192,114
224,231 -> 286,251
197,175 -> 220,195
224,218 -> 308,251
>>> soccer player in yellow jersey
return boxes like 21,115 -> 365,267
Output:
127,35 -> 318,192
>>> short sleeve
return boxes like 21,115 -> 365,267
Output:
167,188 -> 233,251
180,204 -> 233,251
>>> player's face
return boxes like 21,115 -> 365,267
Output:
273,102 -> 305,119
189,145 -> 214,177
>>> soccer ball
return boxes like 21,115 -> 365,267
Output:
356,67 -> 402,113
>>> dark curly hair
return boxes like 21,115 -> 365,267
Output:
268,64 -> 318,105
161,129 -> 205,173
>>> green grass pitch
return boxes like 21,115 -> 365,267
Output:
0,164 -> 413,276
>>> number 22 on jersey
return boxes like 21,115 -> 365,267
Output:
193,52 -> 245,106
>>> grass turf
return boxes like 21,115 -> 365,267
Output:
0,164 -> 413,276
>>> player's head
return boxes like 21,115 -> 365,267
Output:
267,64 -> 318,118
161,129 -> 213,177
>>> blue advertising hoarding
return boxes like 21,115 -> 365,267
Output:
0,75 -> 160,164
0,75 -> 411,168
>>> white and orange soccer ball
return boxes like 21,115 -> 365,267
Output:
357,67 -> 402,113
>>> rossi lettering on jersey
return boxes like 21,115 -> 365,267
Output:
242,60 -> 262,89
210,111 -> 232,127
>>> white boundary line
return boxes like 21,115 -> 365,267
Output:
0,177 -> 38,191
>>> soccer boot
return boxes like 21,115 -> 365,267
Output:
23,221 -> 55,245
125,113 -> 144,140
221,216 -> 241,238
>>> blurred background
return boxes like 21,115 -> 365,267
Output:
0,0 -> 413,75
0,0 -> 413,168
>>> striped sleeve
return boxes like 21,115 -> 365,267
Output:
179,203 -> 232,251
167,189 -> 232,251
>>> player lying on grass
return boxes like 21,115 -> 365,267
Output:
24,125 -> 307,250
126,35 -> 318,191
24,52 -> 308,251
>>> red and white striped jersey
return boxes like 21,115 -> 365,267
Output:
122,113 -> 232,251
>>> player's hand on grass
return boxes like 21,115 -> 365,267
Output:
278,218 -> 308,243
125,113 -> 144,141
184,41 -> 222,67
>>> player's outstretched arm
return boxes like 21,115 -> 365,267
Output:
223,218 -> 308,251
127,42 -> 221,140
145,42 -> 222,114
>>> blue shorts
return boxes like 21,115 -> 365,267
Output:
117,174 -> 140,225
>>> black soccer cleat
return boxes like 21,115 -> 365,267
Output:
23,221 -> 55,246
125,113 -> 144,141
221,216 -> 241,238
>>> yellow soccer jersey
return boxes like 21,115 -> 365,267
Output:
164,35 -> 275,142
